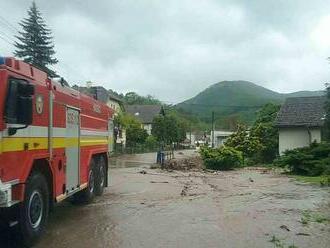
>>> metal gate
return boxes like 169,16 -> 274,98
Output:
66,107 -> 80,192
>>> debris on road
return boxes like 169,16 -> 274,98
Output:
181,185 -> 189,196
150,181 -> 169,184
280,225 -> 290,231
139,170 -> 147,174
163,156 -> 203,171
296,232 -> 311,236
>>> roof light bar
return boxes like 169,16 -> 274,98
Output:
0,56 -> 5,65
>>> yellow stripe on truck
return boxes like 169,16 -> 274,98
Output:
80,136 -> 109,146
0,137 -> 109,152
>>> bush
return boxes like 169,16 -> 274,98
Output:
274,143 -> 330,176
145,135 -> 158,149
200,146 -> 243,170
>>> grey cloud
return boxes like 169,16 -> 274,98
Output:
1,0 -> 330,103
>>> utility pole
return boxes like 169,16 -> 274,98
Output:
189,123 -> 192,147
211,111 -> 215,148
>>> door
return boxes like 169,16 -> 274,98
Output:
66,107 -> 80,192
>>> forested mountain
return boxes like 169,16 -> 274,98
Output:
176,80 -> 324,127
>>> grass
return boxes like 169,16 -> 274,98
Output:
269,235 -> 298,248
290,175 -> 327,185
300,210 -> 329,225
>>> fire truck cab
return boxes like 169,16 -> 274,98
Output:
0,57 -> 114,246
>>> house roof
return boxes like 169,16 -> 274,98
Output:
125,105 -> 162,124
275,96 -> 326,127
108,93 -> 123,103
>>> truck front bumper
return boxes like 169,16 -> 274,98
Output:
0,179 -> 19,208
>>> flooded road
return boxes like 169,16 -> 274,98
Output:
1,150 -> 330,248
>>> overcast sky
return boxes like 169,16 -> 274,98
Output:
1,0 -> 330,103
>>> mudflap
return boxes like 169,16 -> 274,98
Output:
0,205 -> 20,246
0,204 -> 20,229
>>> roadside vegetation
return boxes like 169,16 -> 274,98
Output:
200,146 -> 243,170
274,143 -> 330,185
114,109 -> 189,154
199,103 -> 280,170
198,97 -> 330,187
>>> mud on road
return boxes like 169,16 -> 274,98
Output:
1,151 -> 330,248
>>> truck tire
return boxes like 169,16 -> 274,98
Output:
72,159 -> 96,204
19,172 -> 49,247
95,156 -> 107,196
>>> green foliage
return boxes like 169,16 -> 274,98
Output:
152,114 -> 188,145
300,210 -> 329,225
124,92 -> 161,105
168,108 -> 210,132
176,80 -> 322,126
145,135 -> 158,149
114,112 -> 148,146
224,103 -> 280,164
14,1 -> 58,77
199,146 -> 243,170
249,103 -> 280,162
126,127 -> 148,147
274,142 -> 330,176
224,124 -> 264,159
291,175 -> 330,186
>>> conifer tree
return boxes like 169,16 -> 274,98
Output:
14,1 -> 58,77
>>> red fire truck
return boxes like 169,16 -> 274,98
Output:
0,57 -> 114,246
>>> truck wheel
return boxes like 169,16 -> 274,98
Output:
19,172 -> 49,247
72,160 -> 96,204
95,156 -> 107,196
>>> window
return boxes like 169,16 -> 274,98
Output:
4,78 -> 34,124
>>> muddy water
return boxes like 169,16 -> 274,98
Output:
1,151 -> 329,248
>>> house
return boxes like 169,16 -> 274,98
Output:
185,132 -> 208,147
210,130 -> 233,148
106,93 -> 126,147
73,85 -> 127,148
275,96 -> 326,155
107,93 -> 124,115
125,105 -> 163,135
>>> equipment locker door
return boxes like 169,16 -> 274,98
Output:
66,107 -> 80,192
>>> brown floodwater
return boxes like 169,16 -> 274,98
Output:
1,151 -> 329,248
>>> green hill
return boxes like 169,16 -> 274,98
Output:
176,80 -> 324,127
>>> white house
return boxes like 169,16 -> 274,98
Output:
125,105 -> 163,135
275,96 -> 326,155
211,130 -> 233,148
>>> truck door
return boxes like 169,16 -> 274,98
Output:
66,107 -> 80,192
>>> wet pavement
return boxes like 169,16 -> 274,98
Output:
1,150 -> 330,248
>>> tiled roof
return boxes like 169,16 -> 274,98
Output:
275,96 -> 326,127
125,105 -> 162,124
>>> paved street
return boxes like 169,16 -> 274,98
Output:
1,151 -> 330,248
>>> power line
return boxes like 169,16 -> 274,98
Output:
0,34 -> 14,46
0,29 -> 15,43
0,15 -> 19,33
0,15 -> 87,85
